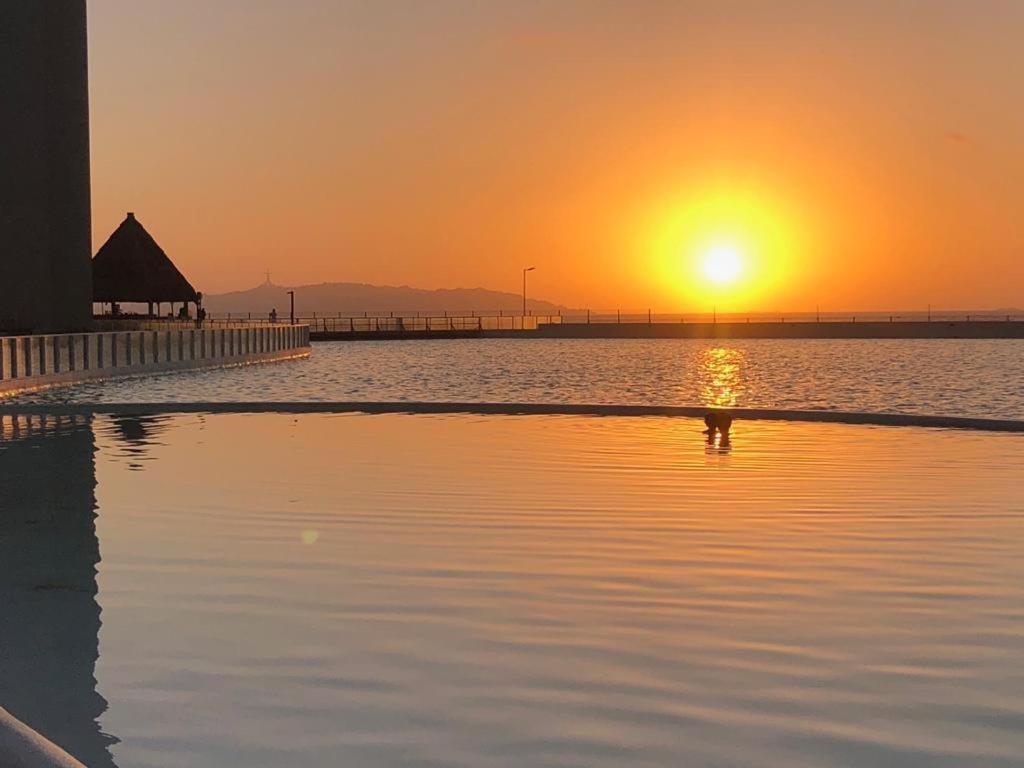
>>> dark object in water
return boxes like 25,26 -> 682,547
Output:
704,411 -> 734,440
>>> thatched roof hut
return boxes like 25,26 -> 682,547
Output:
92,213 -> 199,306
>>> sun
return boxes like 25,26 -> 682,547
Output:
701,245 -> 743,284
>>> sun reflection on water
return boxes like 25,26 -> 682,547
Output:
699,347 -> 746,407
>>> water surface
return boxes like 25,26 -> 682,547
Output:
10,338 -> 1024,419
2,412 -> 1023,767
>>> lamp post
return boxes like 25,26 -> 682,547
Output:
287,290 -> 295,325
522,266 -> 535,318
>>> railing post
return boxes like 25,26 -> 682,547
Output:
4,338 -> 14,379
20,338 -> 30,377
36,337 -> 46,375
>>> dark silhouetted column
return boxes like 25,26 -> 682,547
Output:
0,2 -> 93,333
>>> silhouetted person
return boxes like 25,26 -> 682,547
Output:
270,308 -> 278,323
704,411 -> 734,444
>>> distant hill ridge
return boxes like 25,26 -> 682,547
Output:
203,281 -> 569,316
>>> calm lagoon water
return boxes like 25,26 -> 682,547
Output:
2,412 -> 1024,767
11,338 -> 1024,419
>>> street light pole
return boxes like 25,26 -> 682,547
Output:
522,266 -> 536,317
287,290 -> 295,325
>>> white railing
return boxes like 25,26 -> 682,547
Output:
1,324 -> 310,394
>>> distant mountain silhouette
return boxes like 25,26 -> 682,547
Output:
203,281 -> 569,316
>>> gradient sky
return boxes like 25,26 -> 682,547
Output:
88,0 -> 1023,310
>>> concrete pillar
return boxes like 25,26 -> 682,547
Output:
16,338 -> 29,378
58,336 -> 71,373
81,335 -> 94,372
0,2 -> 93,333
44,336 -> 57,374
111,333 -> 120,368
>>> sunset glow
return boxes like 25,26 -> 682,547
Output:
642,181 -> 806,310
5,5 -> 1024,766
701,245 -> 743,285
84,2 -> 1024,310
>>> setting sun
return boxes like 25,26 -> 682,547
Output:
701,245 -> 743,284
644,181 -> 810,310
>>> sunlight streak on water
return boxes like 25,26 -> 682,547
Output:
699,347 -> 746,407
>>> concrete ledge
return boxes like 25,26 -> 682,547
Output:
309,320 -> 1024,342
534,320 -> 1024,340
1,348 -> 309,398
0,707 -> 85,768
1,402 -> 1021,433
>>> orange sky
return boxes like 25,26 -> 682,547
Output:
88,1 -> 1023,310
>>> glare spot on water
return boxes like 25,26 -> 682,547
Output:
700,346 -> 746,407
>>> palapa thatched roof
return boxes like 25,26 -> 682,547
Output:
92,213 -> 199,303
